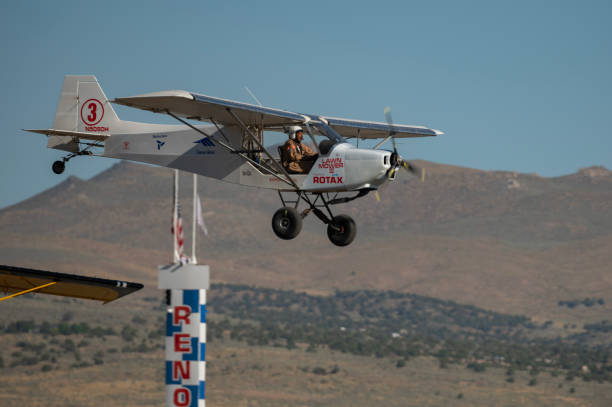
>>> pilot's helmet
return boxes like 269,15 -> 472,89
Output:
288,126 -> 303,140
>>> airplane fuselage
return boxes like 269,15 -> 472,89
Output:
104,122 -> 391,192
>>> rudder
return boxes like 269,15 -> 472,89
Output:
49,75 -> 120,151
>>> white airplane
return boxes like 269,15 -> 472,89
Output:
26,76 -> 443,246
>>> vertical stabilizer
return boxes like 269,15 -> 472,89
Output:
48,75 -> 120,152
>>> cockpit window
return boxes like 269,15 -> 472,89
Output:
301,120 -> 343,155
307,121 -> 345,143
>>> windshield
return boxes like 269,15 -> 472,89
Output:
307,121 -> 345,144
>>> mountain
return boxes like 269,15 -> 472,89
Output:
1,161 -> 611,324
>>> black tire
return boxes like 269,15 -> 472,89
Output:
52,160 -> 65,175
327,214 -> 357,246
272,207 -> 302,240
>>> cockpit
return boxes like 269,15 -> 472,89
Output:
303,119 -> 345,156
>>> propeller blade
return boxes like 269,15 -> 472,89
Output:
384,106 -> 393,126
374,179 -> 391,202
402,160 -> 417,174
400,160 -> 426,182
384,106 -> 397,153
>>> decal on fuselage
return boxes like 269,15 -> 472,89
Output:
193,137 -> 215,155
193,137 -> 216,155
194,137 -> 215,147
318,157 -> 344,174
313,175 -> 343,184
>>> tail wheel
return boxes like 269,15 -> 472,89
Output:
327,214 -> 356,246
272,207 -> 302,240
52,160 -> 65,175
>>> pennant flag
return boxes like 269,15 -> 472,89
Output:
196,194 -> 209,236
172,204 -> 190,264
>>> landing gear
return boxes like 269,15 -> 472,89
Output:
271,207 -> 302,240
50,150 -> 94,175
272,190 -> 368,246
327,214 -> 357,247
52,160 -> 65,174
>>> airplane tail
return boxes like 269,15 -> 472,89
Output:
47,75 -> 121,151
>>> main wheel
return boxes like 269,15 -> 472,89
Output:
272,207 -> 302,240
327,214 -> 357,246
52,160 -> 65,175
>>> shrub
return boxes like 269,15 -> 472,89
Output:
62,339 -> 76,352
312,367 -> 327,375
132,315 -> 147,325
467,362 -> 486,373
121,325 -> 137,342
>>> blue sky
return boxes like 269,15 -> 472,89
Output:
1,1 -> 610,209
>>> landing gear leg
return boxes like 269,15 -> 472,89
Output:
51,150 -> 93,175
276,192 -> 358,246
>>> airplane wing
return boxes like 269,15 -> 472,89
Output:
113,90 -> 305,127
322,116 -> 444,139
0,265 -> 143,304
113,90 -> 442,139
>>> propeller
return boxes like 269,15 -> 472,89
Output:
384,107 -> 424,178
374,107 -> 426,201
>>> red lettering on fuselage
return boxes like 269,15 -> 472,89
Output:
318,157 -> 344,173
313,176 -> 343,184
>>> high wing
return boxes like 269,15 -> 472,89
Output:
0,265 -> 143,303
113,90 -> 442,139
323,116 -> 444,139
114,90 -> 305,127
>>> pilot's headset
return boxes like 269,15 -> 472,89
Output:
288,125 -> 302,140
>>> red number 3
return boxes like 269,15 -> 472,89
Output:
87,103 -> 97,122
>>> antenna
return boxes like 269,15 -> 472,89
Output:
244,86 -> 263,106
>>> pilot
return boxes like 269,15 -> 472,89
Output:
282,126 -> 318,174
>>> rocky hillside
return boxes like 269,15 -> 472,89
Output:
1,161 -> 610,323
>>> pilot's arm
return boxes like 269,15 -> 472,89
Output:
286,140 -> 300,162
301,143 -> 318,160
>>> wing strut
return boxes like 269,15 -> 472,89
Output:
0,282 -> 57,302
225,108 -> 300,190
373,135 -> 392,150
165,111 -> 296,188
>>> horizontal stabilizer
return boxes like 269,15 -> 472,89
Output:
24,128 -> 109,141
0,264 -> 143,304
